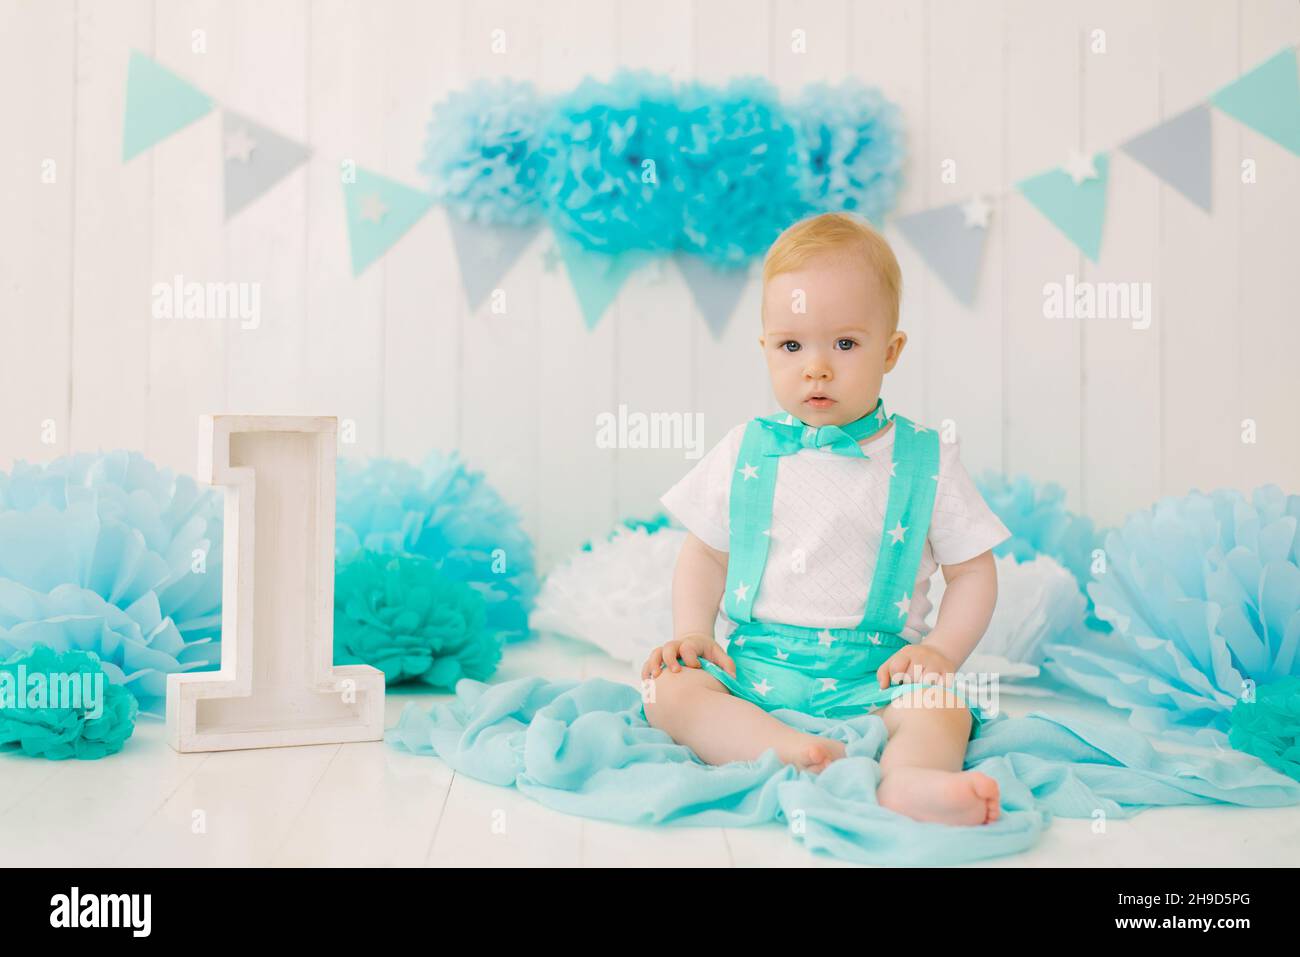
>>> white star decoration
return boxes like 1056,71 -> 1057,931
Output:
911,421 -> 928,433
739,463 -> 759,481
818,677 -> 839,691
359,193 -> 389,224
774,648 -> 789,661
733,637 -> 747,647
818,629 -> 836,647
751,678 -> 773,697
868,632 -> 882,645
894,592 -> 911,618
1064,150 -> 1099,186
888,460 -> 897,477
225,126 -> 257,163
961,193 -> 992,228
733,582 -> 750,603
887,521 -> 908,544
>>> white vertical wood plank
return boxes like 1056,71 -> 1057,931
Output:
1002,0 -> 1084,506
380,0 -> 464,467
685,0 -> 771,466
1079,0 -> 1161,526
223,0 -> 312,419
304,0 -> 387,459
68,0 -> 156,458
148,0 -> 230,473
921,0 -> 1006,470
1237,0 -> 1300,491
535,0 -> 620,571
0,0 -> 76,470
611,0 -> 698,522
455,0 -> 544,553
1157,0 -> 1246,499
850,0 -> 928,421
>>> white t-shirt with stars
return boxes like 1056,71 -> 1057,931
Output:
658,417 -> 1013,642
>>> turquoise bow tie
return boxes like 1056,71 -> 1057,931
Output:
756,397 -> 890,458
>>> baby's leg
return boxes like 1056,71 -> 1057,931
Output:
644,666 -> 844,771
875,686 -> 1001,826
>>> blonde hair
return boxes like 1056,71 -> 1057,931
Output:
762,211 -> 902,333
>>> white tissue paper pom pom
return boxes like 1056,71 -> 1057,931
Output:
530,526 -> 730,664
925,553 -> 1087,695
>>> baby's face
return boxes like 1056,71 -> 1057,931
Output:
758,252 -> 906,428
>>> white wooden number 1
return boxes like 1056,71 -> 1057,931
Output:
166,415 -> 385,752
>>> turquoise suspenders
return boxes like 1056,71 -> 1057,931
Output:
722,398 -> 940,634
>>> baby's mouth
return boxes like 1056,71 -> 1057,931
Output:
805,395 -> 835,407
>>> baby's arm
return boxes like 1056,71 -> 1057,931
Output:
671,532 -> 728,645
919,549 -> 999,670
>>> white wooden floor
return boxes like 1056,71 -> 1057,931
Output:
2,633 -> 1297,867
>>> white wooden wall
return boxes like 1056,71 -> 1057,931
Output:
2,0 -> 1298,575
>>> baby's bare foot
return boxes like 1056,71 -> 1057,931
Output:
877,767 -> 1001,826
780,733 -> 846,773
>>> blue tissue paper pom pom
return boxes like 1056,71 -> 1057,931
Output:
538,69 -> 687,257
974,471 -> 1110,631
0,644 -> 139,760
674,77 -> 812,268
792,77 -> 906,225
419,77 -> 550,226
335,453 -> 538,644
0,452 -> 224,717
1041,484 -> 1300,746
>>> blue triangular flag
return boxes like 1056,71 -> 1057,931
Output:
1210,47 -> 1300,156
445,216 -> 543,312
223,109 -> 312,219
123,51 -> 214,161
1121,104 -> 1212,212
675,255 -> 751,338
343,168 -> 436,275
1015,153 -> 1110,263
893,203 -> 989,306
551,230 -> 651,330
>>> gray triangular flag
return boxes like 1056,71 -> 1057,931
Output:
446,216 -> 542,312
894,204 -> 988,306
675,255 -> 751,338
1120,104 -> 1212,212
222,109 -> 311,219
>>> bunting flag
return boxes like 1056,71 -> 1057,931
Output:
675,256 -> 752,338
1015,152 -> 1111,263
445,217 -> 543,312
122,50 -> 213,160
1120,105 -> 1212,212
1210,47 -> 1300,156
222,109 -> 312,220
342,168 -> 436,276
551,230 -> 652,330
893,200 -> 990,306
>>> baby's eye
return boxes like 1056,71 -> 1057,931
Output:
781,341 -> 801,353
835,338 -> 857,351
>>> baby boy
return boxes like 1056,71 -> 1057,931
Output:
642,212 -> 1012,827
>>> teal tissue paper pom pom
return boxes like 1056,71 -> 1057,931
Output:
1229,676 -> 1300,781
419,77 -> 550,227
0,451 -> 224,717
334,549 -> 496,688
973,471 -> 1111,632
0,644 -> 138,760
1042,484 -> 1300,746
335,451 -> 537,644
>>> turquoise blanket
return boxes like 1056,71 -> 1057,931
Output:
386,675 -> 1300,865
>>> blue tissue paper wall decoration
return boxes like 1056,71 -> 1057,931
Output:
422,70 -> 906,266
0,452 -> 224,718
335,452 -> 538,645
1041,484 -> 1300,746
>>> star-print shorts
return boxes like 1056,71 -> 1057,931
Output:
684,620 -> 989,739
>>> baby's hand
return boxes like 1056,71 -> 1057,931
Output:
641,634 -> 736,681
876,643 -> 957,690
